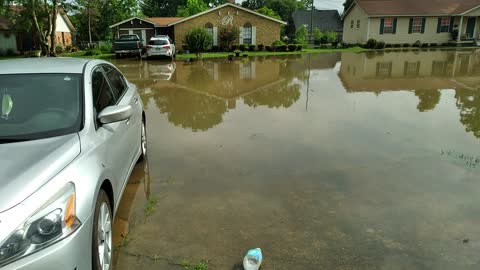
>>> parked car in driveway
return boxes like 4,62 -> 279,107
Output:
113,34 -> 143,58
145,35 -> 176,59
0,58 -> 147,270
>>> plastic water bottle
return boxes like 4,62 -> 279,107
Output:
243,248 -> 262,270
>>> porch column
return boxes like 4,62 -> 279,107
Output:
457,16 -> 464,43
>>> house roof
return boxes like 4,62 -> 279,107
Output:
145,17 -> 184,26
60,11 -> 76,32
168,3 -> 287,26
292,10 -> 342,32
109,17 -> 184,28
0,9 -> 75,32
351,0 -> 480,16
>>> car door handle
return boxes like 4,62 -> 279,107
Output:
134,97 -> 139,104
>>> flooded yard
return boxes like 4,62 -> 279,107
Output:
111,49 -> 480,270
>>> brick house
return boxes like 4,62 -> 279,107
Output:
0,9 -> 75,53
110,3 -> 286,49
343,0 -> 480,45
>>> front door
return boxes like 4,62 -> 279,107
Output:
466,17 -> 476,39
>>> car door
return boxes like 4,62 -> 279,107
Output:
102,64 -> 141,166
91,66 -> 132,195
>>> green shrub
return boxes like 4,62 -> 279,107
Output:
441,42 -> 449,47
295,25 -> 308,45
288,44 -> 296,51
55,45 -> 64,55
272,40 -> 285,46
248,44 -> 255,51
366,39 -> 377,49
296,44 -> 303,51
325,31 -> 338,43
6,48 -> 16,56
313,28 -> 323,45
393,44 -> 401,48
239,44 -> 247,51
341,42 -> 350,48
265,45 -> 275,52
231,44 -> 239,51
85,49 -> 101,56
403,43 -> 410,47
65,45 -> 72,52
182,44 -> 189,52
277,45 -> 287,51
421,43 -> 429,48
183,27 -> 213,58
385,44 -> 392,48
332,41 -> 339,48
212,45 -> 219,52
0,48 -> 6,56
219,26 -> 239,51
412,40 -> 421,47
99,43 -> 113,54
375,41 -> 386,49
257,44 -> 264,51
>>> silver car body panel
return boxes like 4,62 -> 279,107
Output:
0,58 -> 144,270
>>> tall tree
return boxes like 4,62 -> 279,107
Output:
204,0 -> 227,7
256,7 -> 281,20
264,0 -> 300,22
343,0 -> 354,12
241,0 -> 265,10
177,0 -> 208,17
141,0 -> 186,17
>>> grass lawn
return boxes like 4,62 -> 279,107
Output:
61,51 -> 115,60
175,46 -> 366,60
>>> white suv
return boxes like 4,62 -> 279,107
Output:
145,36 -> 176,59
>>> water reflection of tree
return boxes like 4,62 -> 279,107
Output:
242,83 -> 301,108
455,88 -> 480,138
414,89 -> 441,112
152,87 -> 227,132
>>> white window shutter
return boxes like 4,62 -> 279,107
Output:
252,27 -> 256,45
239,27 -> 244,44
213,27 -> 218,46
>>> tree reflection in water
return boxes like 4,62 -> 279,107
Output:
414,89 -> 441,112
243,83 -> 301,108
455,88 -> 480,138
152,87 -> 228,132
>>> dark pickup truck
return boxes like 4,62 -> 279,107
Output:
113,34 -> 143,58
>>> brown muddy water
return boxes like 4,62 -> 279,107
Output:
110,50 -> 480,270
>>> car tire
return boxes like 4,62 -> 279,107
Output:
92,190 -> 113,270
138,117 -> 147,162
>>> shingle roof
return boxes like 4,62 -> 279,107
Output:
355,0 -> 480,16
292,10 -> 342,32
146,17 -> 184,27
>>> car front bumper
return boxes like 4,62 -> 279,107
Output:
115,50 -> 141,54
2,214 -> 93,270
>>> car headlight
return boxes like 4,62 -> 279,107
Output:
0,182 -> 81,267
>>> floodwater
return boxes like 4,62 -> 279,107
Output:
111,49 -> 480,270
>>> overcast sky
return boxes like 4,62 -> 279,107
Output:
236,0 -> 345,13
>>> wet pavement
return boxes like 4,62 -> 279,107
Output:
111,49 -> 480,270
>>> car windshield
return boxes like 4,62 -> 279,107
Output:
0,74 -> 82,142
149,39 -> 168,45
119,35 -> 139,40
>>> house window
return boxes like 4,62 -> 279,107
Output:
439,17 -> 451,32
205,22 -> 213,38
357,20 -> 360,28
351,20 -> 354,28
376,62 -> 392,77
383,18 -> 394,33
432,61 -> 447,76
404,61 -> 420,77
243,22 -> 252,45
411,17 -> 423,33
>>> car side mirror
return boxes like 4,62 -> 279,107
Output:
98,105 -> 132,124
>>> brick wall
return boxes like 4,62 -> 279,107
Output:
174,5 -> 283,49
54,32 -> 72,48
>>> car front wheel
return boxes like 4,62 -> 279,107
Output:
92,190 -> 113,270
138,117 -> 147,162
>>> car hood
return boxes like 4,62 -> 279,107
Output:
0,134 -> 80,213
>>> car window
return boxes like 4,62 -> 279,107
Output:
0,74 -> 82,140
92,67 -> 115,115
119,35 -> 139,40
103,65 -> 127,100
149,39 -> 169,46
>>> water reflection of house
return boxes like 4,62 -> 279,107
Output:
338,50 -> 480,138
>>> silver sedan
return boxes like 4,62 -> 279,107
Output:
0,58 -> 146,270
